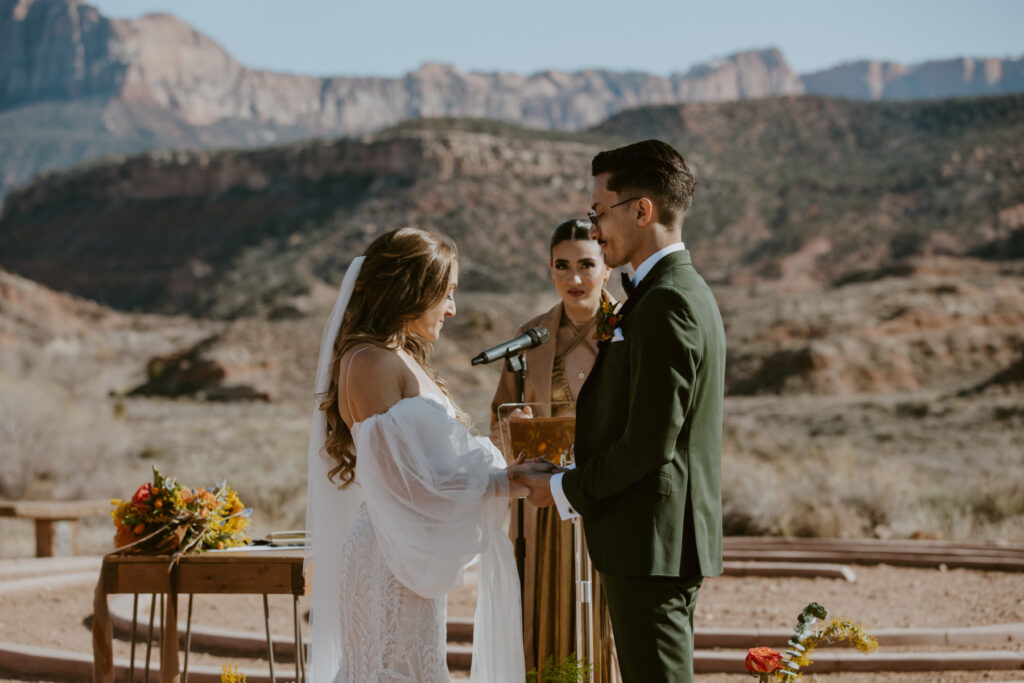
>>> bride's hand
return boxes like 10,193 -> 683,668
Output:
507,453 -> 531,498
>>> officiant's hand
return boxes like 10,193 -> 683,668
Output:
509,406 -> 533,420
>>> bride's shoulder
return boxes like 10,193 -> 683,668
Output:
342,343 -> 397,367
339,345 -> 412,421
341,345 -> 407,385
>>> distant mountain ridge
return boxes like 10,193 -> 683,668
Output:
2,94 -> 1021,319
2,0 -> 1023,201
0,0 -> 805,131
804,57 -> 1024,101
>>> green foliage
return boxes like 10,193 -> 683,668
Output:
526,653 -> 594,683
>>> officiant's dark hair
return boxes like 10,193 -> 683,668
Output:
319,227 -> 468,488
549,218 -> 592,257
591,139 -> 696,228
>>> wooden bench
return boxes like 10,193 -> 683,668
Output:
0,499 -> 111,557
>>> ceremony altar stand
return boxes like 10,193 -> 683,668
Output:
92,548 -> 306,683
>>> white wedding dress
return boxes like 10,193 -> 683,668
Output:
304,256 -> 523,683
330,394 -> 523,683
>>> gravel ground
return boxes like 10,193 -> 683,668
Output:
1,561 -> 1022,682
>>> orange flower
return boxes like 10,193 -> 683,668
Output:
745,647 -> 783,674
115,525 -> 135,548
133,522 -> 146,535
180,489 -> 194,504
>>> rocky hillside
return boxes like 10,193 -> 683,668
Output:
2,0 -> 1022,201
2,94 -> 1022,318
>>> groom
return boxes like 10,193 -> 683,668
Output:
515,139 -> 725,682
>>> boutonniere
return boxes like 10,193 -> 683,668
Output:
594,293 -> 622,342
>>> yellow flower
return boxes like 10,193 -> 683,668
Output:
220,664 -> 247,682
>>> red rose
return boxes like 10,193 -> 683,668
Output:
132,483 -> 152,505
745,647 -> 782,674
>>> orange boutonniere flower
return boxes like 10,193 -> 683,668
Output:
594,293 -> 621,342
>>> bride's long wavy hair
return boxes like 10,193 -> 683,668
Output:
319,227 -> 468,488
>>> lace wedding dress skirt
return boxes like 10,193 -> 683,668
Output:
325,394 -> 524,683
336,503 -> 448,682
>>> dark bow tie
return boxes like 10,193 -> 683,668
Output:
620,271 -> 636,296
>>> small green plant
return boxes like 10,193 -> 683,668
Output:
526,653 -> 594,683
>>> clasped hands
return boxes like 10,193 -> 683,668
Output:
507,453 -> 563,507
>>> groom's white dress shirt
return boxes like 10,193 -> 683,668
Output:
549,242 -> 686,520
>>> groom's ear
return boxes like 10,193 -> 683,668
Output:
635,197 -> 655,228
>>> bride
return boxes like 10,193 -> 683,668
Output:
305,227 -> 537,682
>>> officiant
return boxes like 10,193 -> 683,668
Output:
489,218 -> 620,682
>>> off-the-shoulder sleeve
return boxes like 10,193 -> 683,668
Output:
352,397 -> 524,681
354,398 -> 508,597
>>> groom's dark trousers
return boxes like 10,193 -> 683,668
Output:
561,249 -> 726,683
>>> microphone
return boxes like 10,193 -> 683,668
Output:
471,327 -> 550,365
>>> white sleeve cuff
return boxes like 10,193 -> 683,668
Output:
550,471 -> 578,520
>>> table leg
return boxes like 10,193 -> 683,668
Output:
183,594 -> 194,683
263,593 -> 276,683
145,594 -> 156,682
292,594 -> 304,683
160,587 -> 180,683
129,594 -> 139,683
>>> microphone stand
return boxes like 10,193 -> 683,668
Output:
505,351 -> 527,609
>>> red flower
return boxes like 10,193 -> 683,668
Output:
132,483 -> 152,506
745,647 -> 783,674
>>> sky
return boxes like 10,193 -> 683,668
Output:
88,0 -> 1024,79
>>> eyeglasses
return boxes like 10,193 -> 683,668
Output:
586,197 -> 642,226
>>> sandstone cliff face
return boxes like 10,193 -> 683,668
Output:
0,0 -> 810,199
0,0 -> 122,103
3,0 -> 1023,204
804,56 -> 1024,100
1,0 -> 804,131
802,61 -> 910,100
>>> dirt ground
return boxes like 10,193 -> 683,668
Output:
1,561 -> 1022,682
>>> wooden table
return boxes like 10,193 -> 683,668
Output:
92,548 -> 307,683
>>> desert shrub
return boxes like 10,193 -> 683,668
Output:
0,374 -> 135,500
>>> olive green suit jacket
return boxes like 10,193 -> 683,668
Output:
562,249 -> 725,578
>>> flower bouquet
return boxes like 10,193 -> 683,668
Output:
110,466 -> 251,557
745,602 -> 878,681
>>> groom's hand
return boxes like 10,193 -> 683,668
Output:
512,470 -> 556,507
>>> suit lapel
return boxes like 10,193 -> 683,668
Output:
577,250 -> 692,405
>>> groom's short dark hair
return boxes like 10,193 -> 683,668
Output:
591,139 -> 696,228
